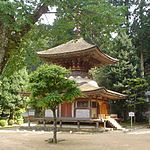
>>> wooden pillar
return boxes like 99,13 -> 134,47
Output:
28,117 -> 30,127
96,121 -> 99,128
104,120 -> 106,130
77,121 -> 80,129
59,120 -> 62,128
98,101 -> 102,118
43,119 -> 46,127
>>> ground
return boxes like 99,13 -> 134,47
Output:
0,128 -> 150,150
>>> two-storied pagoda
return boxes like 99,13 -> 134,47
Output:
37,38 -> 126,126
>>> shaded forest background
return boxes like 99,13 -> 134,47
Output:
0,0 -> 150,123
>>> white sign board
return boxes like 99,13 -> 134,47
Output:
28,109 -> 35,116
76,109 -> 90,118
145,91 -> 150,96
129,112 -> 135,117
22,112 -> 28,117
45,109 -> 57,117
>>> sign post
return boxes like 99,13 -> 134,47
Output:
129,112 -> 135,128
28,109 -> 35,127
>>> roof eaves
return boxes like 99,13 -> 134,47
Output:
102,88 -> 127,100
95,46 -> 119,64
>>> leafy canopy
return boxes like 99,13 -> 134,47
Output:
92,32 -> 139,90
29,64 -> 81,109
0,0 -> 55,76
55,0 -> 126,51
0,68 -> 28,118
125,78 -> 149,106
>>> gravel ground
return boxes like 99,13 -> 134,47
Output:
0,129 -> 150,150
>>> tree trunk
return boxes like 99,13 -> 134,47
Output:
9,109 -> 14,120
0,4 -> 49,75
52,108 -> 57,143
140,50 -> 144,78
134,104 -> 136,123
125,0 -> 129,34
0,25 -> 8,74
1,109 -> 5,117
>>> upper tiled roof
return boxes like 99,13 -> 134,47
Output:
37,38 -> 118,65
38,38 -> 94,55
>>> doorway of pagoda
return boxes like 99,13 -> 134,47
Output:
61,102 -> 72,117
100,101 -> 109,118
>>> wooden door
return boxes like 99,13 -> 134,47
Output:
61,102 -> 72,117
101,102 -> 109,115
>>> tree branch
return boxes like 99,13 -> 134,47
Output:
20,3 -> 49,36
0,3 -> 49,75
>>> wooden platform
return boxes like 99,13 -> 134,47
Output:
26,117 -> 103,129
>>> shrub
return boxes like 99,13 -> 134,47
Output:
14,109 -> 25,125
8,119 -> 14,125
15,118 -> 24,125
0,120 -> 7,127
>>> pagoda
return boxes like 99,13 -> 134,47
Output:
37,38 -> 126,122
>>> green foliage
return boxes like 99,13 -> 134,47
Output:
0,119 -> 7,127
125,78 -> 148,107
15,118 -> 24,125
0,0 -> 55,76
131,0 -> 150,77
55,0 -> 126,51
29,64 -> 81,143
124,78 -> 149,121
131,0 -> 150,54
0,68 -> 29,119
14,109 -> 24,125
0,0 -> 36,75
92,32 -> 139,90
8,119 -> 14,125
49,18 -> 76,46
29,64 -> 81,110
0,1 -> 33,31
22,25 -> 52,72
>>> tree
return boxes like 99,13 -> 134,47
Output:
29,64 -> 81,143
108,0 -> 150,78
0,0 -> 55,76
131,0 -> 150,77
21,24 -> 53,72
92,32 -> 139,89
0,68 -> 28,121
124,78 -> 149,122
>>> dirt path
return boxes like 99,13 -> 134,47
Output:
0,130 -> 150,150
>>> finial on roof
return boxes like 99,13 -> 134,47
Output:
73,10 -> 82,37
73,26 -> 81,37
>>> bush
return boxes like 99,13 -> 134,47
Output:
15,118 -> 24,125
8,119 -> 14,125
14,109 -> 25,125
0,120 -> 7,127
